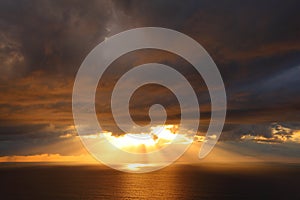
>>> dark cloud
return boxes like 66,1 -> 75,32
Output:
96,49 -> 210,135
0,122 -> 77,156
220,122 -> 300,142
0,0 -> 299,155
0,0 -> 114,78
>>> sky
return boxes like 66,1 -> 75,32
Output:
0,0 -> 300,164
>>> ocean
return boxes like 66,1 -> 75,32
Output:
1,163 -> 300,199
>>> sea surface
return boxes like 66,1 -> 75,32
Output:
1,163 -> 300,200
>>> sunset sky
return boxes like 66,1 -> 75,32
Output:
0,0 -> 300,166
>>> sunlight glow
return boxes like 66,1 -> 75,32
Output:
97,125 -> 193,153
102,125 -> 176,152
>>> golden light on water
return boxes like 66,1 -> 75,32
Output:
125,163 -> 160,171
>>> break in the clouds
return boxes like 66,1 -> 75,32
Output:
0,0 -> 299,156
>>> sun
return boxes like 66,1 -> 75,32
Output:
102,124 -> 182,153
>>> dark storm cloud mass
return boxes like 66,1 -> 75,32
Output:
0,0 -> 299,155
0,0 -> 116,79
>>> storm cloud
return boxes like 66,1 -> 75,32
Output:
0,0 -> 299,155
